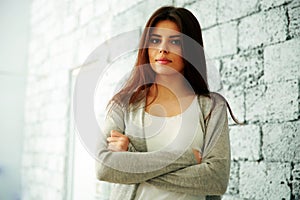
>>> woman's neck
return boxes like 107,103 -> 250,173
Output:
149,74 -> 195,99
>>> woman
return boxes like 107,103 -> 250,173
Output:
96,6 -> 238,200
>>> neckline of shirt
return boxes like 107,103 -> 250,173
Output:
144,96 -> 198,119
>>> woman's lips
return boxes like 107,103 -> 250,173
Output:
155,58 -> 172,64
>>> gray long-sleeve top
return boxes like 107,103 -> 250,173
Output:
95,93 -> 231,200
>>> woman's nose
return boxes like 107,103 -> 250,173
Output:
158,41 -> 169,54
159,49 -> 169,54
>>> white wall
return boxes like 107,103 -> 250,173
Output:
0,0 -> 29,199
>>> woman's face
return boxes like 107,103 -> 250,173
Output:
148,20 -> 184,75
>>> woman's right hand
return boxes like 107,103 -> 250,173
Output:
107,130 -> 129,152
192,149 -> 202,164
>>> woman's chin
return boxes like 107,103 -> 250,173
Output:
152,65 -> 182,76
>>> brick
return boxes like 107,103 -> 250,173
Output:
71,0 -> 93,14
222,89 -> 245,125
30,47 -> 47,66
109,0 -> 173,37
35,136 -> 66,155
203,21 -> 237,58
79,3 -> 94,26
27,183 -> 41,199
76,36 -> 103,66
43,16 -> 63,44
35,152 -> 47,169
41,120 -> 67,138
94,0 -> 110,17
263,80 -> 298,122
48,155 -> 65,173
221,49 -> 263,89
24,110 -> 39,124
174,0 -> 195,7
218,22 -> 238,56
44,102 -> 68,120
288,4 -> 300,38
263,7 -> 287,44
63,15 -> 78,34
30,0 -> 53,25
86,17 -> 109,38
50,137 -> 67,155
264,38 -> 300,83
29,37 -> 45,56
220,49 -> 264,124
218,0 -> 259,23
266,162 -> 291,199
49,172 -> 65,189
230,125 -> 261,160
49,52 -> 74,72
107,39 -> 139,66
77,36 -> 113,69
239,7 -> 287,50
222,195 -> 241,200
53,70 -> 69,88
95,51 -> 136,119
245,80 -> 298,122
246,86 -> 266,122
32,168 -> 43,184
141,1 -> 178,23
240,162 -> 267,199
262,121 -> 300,162
226,161 -> 239,195
49,87 -> 69,103
243,49 -> 264,88
261,0 -> 292,10
44,189 -> 58,200
22,154 -> 33,168
292,163 -> 300,199
109,0 -> 144,16
26,138 -> 38,154
206,59 -> 222,92
31,0 -> 45,14
290,0 -> 300,7
240,162 -> 291,199
185,0 -> 217,29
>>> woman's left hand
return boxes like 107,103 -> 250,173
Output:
107,130 -> 129,152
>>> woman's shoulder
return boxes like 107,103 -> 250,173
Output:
198,92 -> 227,105
197,92 -> 227,113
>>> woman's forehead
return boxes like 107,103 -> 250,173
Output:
150,20 -> 181,36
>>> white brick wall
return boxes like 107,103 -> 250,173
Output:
264,38 -> 300,82
218,0 -> 260,23
240,162 -> 291,199
22,0 -> 300,199
230,125 -> 261,161
203,21 -> 238,58
185,0 -> 217,29
238,7 -> 287,50
263,121 -> 300,161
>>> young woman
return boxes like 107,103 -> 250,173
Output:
96,6 -> 238,200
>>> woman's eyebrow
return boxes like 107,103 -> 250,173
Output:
150,34 -> 181,38
169,35 -> 181,38
150,34 -> 161,37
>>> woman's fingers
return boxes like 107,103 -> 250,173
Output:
192,149 -> 202,164
107,141 -> 128,151
110,130 -> 123,137
107,130 -> 129,151
107,142 -> 123,152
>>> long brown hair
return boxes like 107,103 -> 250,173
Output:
109,6 -> 241,124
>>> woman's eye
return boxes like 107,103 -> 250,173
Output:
149,38 -> 160,44
170,40 -> 181,46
